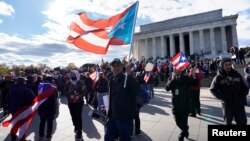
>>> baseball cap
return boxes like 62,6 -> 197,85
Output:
111,58 -> 122,66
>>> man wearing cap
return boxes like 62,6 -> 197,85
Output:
210,58 -> 249,125
105,58 -> 140,141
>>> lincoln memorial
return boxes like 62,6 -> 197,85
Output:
132,9 -> 238,60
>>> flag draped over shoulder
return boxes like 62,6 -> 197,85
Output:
171,51 -> 190,72
2,83 -> 56,139
67,1 -> 139,54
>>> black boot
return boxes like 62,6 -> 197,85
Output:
197,110 -> 201,115
178,134 -> 184,141
185,131 -> 189,138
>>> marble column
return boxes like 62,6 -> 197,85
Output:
199,30 -> 205,51
189,31 -> 194,55
161,36 -> 166,57
210,28 -> 216,55
131,41 -> 135,60
152,37 -> 156,59
134,40 -> 139,60
145,38 -> 149,59
232,24 -> 238,47
179,32 -> 185,54
138,40 -> 143,60
170,34 -> 175,57
221,26 -> 227,53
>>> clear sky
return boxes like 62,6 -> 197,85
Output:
0,0 -> 250,67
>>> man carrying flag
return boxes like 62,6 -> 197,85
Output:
38,76 -> 59,140
166,51 -> 198,141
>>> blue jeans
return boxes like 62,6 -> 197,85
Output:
105,118 -> 133,141
147,84 -> 154,98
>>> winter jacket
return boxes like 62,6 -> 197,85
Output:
108,73 -> 140,120
95,78 -> 108,93
165,74 -> 197,114
7,84 -> 35,115
210,69 -> 249,108
38,87 -> 58,116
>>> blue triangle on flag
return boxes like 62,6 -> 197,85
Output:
179,52 -> 188,63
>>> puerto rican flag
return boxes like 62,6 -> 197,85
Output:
144,73 -> 150,83
171,51 -> 190,72
67,2 -> 139,54
2,83 -> 56,140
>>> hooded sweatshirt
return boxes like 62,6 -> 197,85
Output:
66,70 -> 86,104
210,59 -> 248,108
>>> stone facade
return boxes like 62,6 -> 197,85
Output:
132,9 -> 238,60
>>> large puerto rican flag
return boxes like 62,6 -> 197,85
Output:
2,83 -> 56,140
67,1 -> 139,54
170,51 -> 190,72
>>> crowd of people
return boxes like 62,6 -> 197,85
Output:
0,53 -> 249,141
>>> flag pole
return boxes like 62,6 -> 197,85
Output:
127,1 -> 139,63
124,1 -> 139,88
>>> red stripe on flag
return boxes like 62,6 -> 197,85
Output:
71,37 -> 109,54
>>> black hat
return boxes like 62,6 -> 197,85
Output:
219,58 -> 231,68
44,74 -> 53,83
17,77 -> 26,84
111,58 -> 122,66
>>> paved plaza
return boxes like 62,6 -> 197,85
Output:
0,87 -> 250,141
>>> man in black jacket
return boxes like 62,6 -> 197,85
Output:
165,68 -> 197,141
38,76 -> 58,140
7,77 -> 35,141
105,58 -> 140,141
210,58 -> 249,125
